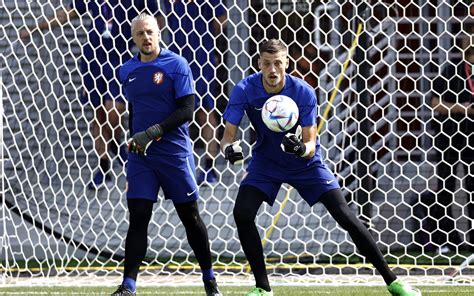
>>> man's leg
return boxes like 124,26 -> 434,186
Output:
233,185 -> 271,292
104,100 -> 126,163
89,106 -> 112,189
319,189 -> 397,286
122,198 -> 154,292
175,200 -> 213,272
196,109 -> 219,185
174,200 -> 221,295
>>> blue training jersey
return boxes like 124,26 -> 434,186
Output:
119,48 -> 195,158
223,72 -> 324,170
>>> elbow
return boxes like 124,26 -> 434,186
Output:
184,109 -> 194,122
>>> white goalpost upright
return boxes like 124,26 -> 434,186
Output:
1,0 -> 473,287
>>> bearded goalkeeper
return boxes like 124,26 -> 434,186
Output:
111,13 -> 221,296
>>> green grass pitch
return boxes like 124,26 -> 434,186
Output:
1,286 -> 474,295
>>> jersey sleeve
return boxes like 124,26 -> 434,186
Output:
69,0 -> 87,14
118,65 -> 129,99
298,86 -> 317,127
173,58 -> 195,99
223,84 -> 247,126
118,65 -> 126,85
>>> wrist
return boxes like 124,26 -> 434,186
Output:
145,124 -> 162,140
300,142 -> 314,158
221,138 -> 235,153
221,142 -> 231,155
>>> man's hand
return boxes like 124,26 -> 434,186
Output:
223,140 -> 244,165
281,133 -> 306,157
128,124 -> 162,156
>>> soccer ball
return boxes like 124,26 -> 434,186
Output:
261,95 -> 299,132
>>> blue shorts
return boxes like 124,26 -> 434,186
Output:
80,59 -> 124,107
241,158 -> 340,206
126,154 -> 199,204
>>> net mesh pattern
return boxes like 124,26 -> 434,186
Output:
1,0 -> 473,285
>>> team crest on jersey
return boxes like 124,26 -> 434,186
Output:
153,72 -> 164,85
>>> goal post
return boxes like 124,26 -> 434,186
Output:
1,0 -> 473,286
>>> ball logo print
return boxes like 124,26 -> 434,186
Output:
261,95 -> 299,132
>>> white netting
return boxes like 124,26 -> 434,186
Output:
1,0 -> 473,286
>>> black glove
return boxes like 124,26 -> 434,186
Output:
128,124 -> 162,156
223,140 -> 244,165
281,133 -> 306,157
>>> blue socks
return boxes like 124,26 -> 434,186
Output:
202,268 -> 215,282
122,277 -> 136,293
123,270 -> 214,291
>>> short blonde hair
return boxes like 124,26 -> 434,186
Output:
131,13 -> 157,33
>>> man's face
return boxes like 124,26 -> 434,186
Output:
258,50 -> 289,92
132,18 -> 160,56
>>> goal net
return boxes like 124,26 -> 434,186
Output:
1,0 -> 473,287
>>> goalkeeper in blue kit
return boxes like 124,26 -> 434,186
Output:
111,13 -> 221,296
220,39 -> 422,296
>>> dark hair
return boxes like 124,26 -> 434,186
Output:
259,39 -> 287,55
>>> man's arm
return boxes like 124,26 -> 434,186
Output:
220,121 -> 238,150
20,7 -> 78,39
301,125 -> 316,158
213,15 -> 227,36
220,121 -> 244,165
128,95 -> 195,156
213,13 -> 227,64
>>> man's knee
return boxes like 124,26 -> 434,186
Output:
233,185 -> 266,226
128,198 -> 153,225
233,204 -> 256,226
175,201 -> 201,226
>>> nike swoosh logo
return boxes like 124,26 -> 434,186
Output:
129,77 -> 136,82
254,107 -> 262,110
326,180 -> 335,184
187,188 -> 197,196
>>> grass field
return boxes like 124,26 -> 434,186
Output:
1,285 -> 474,295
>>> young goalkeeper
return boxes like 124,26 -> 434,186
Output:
220,39 -> 422,296
111,13 -> 221,296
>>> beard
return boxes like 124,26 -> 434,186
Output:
140,48 -> 153,55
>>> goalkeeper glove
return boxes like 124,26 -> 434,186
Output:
128,124 -> 162,156
223,140 -> 244,165
281,133 -> 306,157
